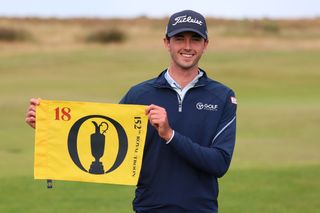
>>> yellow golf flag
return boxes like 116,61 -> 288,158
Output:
35,100 -> 148,186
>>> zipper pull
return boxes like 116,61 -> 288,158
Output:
177,94 -> 183,112
178,102 -> 182,112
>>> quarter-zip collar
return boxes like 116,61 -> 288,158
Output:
151,68 -> 210,89
165,69 -> 203,90
150,68 -> 210,112
165,70 -> 203,102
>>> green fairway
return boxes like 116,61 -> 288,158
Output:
1,18 -> 320,212
220,165 -> 320,213
0,165 -> 319,213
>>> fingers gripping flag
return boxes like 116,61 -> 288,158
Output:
35,100 -> 148,186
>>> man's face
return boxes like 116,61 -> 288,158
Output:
164,32 -> 208,71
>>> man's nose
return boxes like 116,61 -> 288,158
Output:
183,39 -> 192,50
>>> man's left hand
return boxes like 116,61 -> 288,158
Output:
145,104 -> 173,142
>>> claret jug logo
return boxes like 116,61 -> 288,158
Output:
67,115 -> 128,175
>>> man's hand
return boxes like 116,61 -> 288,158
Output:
145,104 -> 173,142
25,98 -> 40,129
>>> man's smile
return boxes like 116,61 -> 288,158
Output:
180,53 -> 195,58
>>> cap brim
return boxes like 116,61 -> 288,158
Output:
167,28 -> 207,39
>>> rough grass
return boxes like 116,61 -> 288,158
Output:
1,17 -> 320,50
85,28 -> 126,44
0,26 -> 32,42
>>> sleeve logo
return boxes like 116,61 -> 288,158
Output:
231,97 -> 237,104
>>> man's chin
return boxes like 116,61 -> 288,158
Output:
179,64 -> 197,71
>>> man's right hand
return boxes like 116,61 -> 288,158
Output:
25,98 -> 40,129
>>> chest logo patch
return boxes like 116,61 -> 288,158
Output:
196,102 -> 218,111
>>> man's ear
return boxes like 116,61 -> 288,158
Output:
203,39 -> 209,52
163,37 -> 170,49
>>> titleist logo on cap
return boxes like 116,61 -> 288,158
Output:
172,15 -> 203,26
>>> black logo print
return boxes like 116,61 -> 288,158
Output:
67,115 -> 128,175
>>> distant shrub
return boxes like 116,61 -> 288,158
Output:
221,19 -> 281,37
0,27 -> 31,42
261,21 -> 280,34
86,28 -> 126,44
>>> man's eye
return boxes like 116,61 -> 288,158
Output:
192,37 -> 202,41
175,37 -> 184,41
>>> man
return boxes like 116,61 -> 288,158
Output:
26,10 -> 237,213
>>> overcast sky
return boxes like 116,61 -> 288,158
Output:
1,0 -> 319,19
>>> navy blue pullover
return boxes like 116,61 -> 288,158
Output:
120,69 -> 237,213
